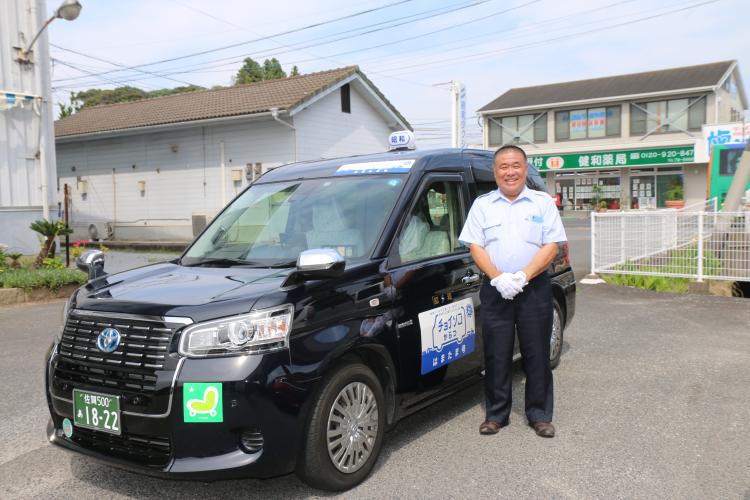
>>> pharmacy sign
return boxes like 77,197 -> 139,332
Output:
530,146 -> 694,171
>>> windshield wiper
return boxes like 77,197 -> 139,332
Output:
182,258 -> 257,267
268,260 -> 297,268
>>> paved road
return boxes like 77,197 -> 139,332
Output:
1,284 -> 748,499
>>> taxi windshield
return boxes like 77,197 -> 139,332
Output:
182,175 -> 405,266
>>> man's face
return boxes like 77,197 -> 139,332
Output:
494,149 -> 528,199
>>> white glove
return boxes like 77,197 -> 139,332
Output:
511,271 -> 528,290
490,273 -> 523,300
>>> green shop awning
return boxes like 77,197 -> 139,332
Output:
530,145 -> 694,172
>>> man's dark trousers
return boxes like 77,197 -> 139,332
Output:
480,272 -> 554,425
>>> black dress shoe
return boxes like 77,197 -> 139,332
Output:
479,420 -> 507,435
530,421 -> 555,438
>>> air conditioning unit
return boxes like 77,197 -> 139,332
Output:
87,222 -> 115,241
192,213 -> 208,236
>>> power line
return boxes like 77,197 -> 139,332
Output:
380,0 -> 722,77
51,44 -> 201,87
51,0 -> 415,84
357,0 -> 637,70
51,0 -> 496,89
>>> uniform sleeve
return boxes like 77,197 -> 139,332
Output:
541,196 -> 567,244
458,200 -> 485,248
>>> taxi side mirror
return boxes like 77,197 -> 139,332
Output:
76,249 -> 107,281
282,248 -> 345,286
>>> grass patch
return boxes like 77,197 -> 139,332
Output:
0,268 -> 87,291
601,246 -> 723,294
602,273 -> 691,293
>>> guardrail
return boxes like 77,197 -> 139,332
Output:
591,208 -> 750,282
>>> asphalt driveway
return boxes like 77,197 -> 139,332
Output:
0,284 -> 748,499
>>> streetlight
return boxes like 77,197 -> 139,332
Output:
15,0 -> 82,64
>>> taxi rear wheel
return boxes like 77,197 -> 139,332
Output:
298,362 -> 385,491
550,299 -> 563,369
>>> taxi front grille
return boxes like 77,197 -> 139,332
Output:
59,315 -> 173,372
53,311 -> 190,414
69,427 -> 171,468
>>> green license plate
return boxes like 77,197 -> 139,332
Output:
73,389 -> 121,435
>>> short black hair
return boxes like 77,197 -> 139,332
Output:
494,144 -> 527,161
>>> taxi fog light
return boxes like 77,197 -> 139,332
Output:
179,305 -> 293,357
239,428 -> 264,454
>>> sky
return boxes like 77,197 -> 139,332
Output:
47,0 -> 750,148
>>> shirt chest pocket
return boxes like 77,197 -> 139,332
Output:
482,221 -> 503,244
523,217 -> 544,246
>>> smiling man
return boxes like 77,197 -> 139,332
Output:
458,145 -> 567,438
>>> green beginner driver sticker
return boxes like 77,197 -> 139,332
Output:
183,383 -> 223,423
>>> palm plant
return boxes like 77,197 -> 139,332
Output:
30,219 -> 73,268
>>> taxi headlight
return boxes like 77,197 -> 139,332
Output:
178,305 -> 293,357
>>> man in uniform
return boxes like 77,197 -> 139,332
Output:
458,145 -> 567,438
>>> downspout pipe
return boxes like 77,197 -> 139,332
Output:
270,107 -> 297,162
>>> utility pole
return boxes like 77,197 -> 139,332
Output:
432,81 -> 466,148
450,81 -> 466,148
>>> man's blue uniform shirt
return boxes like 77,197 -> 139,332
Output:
458,186 -> 567,274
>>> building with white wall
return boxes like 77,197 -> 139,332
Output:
54,66 -> 411,241
1,0 -> 58,254
478,61 -> 747,210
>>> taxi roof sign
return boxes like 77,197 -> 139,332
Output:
388,130 -> 416,151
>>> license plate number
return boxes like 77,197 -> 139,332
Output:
73,389 -> 121,435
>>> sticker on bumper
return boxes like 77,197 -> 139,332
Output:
184,383 -> 223,423
418,297 -> 476,375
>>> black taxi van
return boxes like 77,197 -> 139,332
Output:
46,137 -> 575,491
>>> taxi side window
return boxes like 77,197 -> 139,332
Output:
398,181 -> 464,264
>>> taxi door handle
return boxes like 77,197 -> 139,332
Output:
461,274 -> 480,285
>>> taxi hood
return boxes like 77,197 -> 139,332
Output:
72,262 -> 291,319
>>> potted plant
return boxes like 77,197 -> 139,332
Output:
664,180 -> 685,209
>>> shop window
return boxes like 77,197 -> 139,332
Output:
555,106 -> 620,140
488,113 -> 547,146
630,96 -> 705,135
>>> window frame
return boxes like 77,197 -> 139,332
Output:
630,95 -> 706,136
388,174 -> 469,268
487,112 -> 547,147
554,105 -> 621,141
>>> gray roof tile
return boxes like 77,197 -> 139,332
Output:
55,66 -> 409,137
478,60 -> 735,112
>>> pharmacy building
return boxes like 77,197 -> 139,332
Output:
478,60 -> 747,210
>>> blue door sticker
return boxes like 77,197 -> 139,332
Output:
418,298 -> 476,374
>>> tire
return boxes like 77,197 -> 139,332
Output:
297,362 -> 386,491
549,299 -> 564,369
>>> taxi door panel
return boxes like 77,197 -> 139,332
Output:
387,174 -> 483,406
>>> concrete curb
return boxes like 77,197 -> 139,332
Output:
65,241 -> 188,252
0,284 -> 78,306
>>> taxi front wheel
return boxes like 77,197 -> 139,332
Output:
550,299 -> 564,369
297,362 -> 385,491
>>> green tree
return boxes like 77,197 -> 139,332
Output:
67,85 -> 205,110
72,86 -> 148,108
290,65 -> 300,77
235,57 -> 264,84
58,102 -> 75,118
263,58 -> 286,80
29,219 -> 73,268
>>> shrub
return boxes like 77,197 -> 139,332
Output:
0,268 -> 87,291
71,239 -> 89,260
42,257 -> 65,270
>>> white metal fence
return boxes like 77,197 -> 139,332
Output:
591,207 -> 750,282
